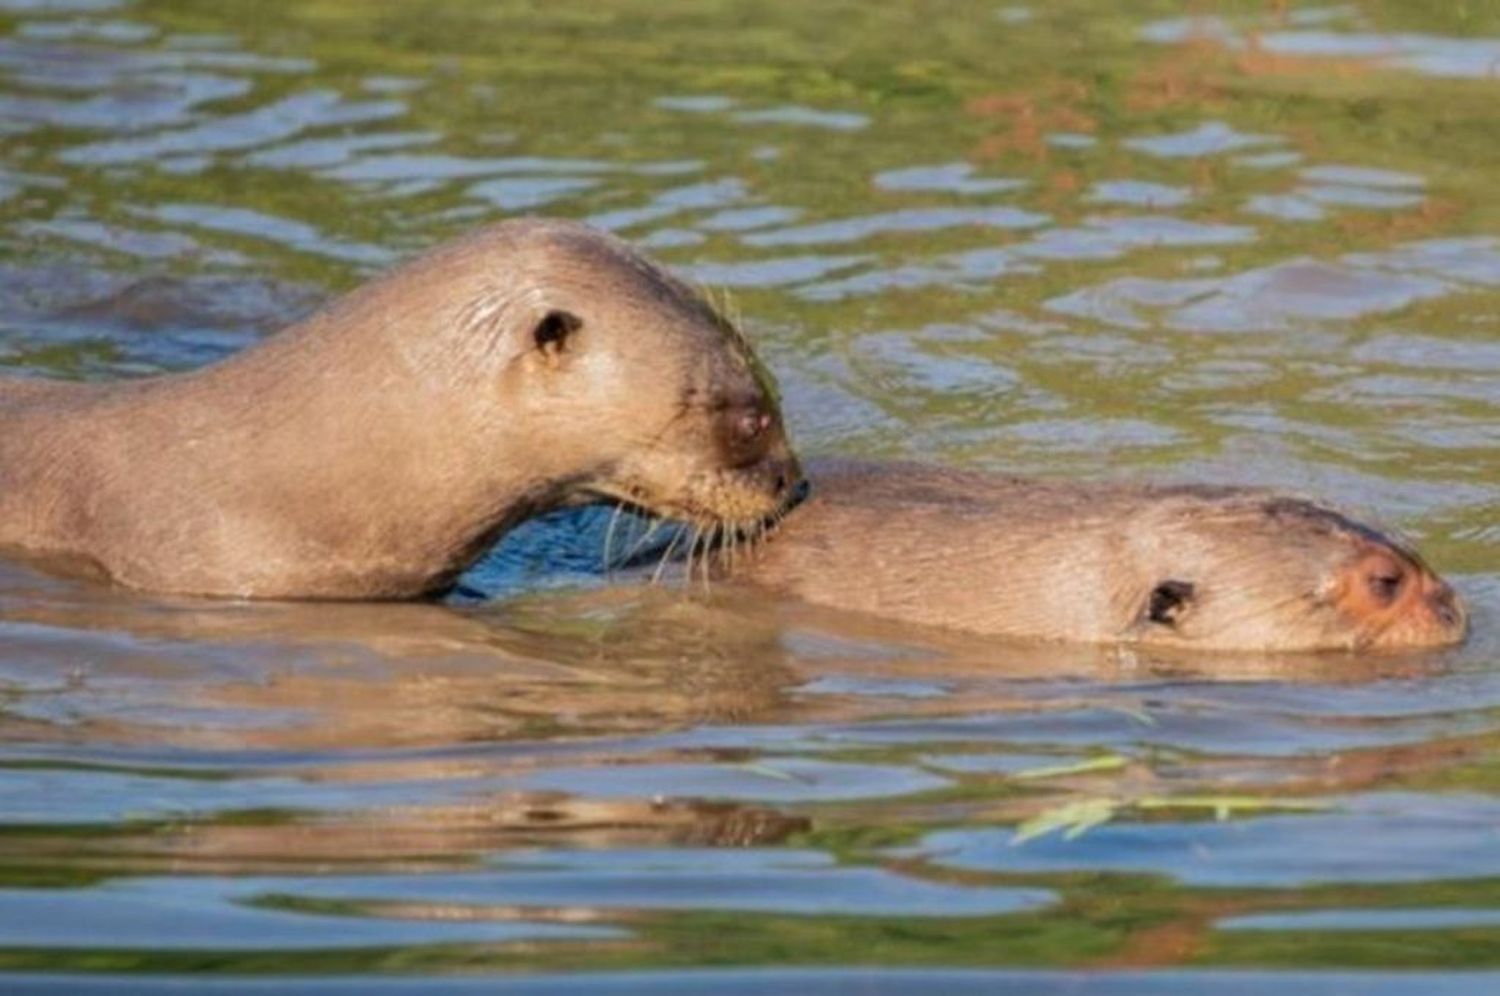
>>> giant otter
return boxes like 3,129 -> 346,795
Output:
0,219 -> 800,599
729,461 -> 1467,653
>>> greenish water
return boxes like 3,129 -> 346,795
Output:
2,0 -> 1500,990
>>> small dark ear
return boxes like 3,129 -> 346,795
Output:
1147,580 -> 1195,626
533,310 -> 582,357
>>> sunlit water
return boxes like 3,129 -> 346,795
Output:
1,0 -> 1499,989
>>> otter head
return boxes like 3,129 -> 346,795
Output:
1124,496 -> 1467,653
439,220 -> 800,535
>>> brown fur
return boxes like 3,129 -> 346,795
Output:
733,460 -> 1466,653
0,219 -> 799,599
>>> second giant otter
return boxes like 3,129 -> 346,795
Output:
0,219 -> 800,599
729,461 -> 1467,653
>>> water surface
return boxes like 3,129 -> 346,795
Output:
1,0 -> 1499,988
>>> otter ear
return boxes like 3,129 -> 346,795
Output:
1146,579 -> 1195,627
532,310 -> 582,359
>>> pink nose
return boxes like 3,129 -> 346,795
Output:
1427,581 -> 1465,630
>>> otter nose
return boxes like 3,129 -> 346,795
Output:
762,453 -> 802,499
1427,581 -> 1466,631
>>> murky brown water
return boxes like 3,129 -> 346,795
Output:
2,0 -> 1499,989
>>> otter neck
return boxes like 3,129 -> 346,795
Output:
140,320 -> 589,596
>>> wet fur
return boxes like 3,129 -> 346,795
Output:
0,220 -> 796,599
732,460 -> 1464,653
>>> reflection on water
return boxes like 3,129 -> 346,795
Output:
921,792 -> 1500,886
1142,11 -> 1500,80
1,0 -> 1499,988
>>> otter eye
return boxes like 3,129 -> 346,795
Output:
533,310 -> 581,356
1367,570 -> 1404,604
1147,580 -> 1194,626
713,396 -> 778,468
733,406 -> 773,444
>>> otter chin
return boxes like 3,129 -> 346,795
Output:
0,219 -> 800,599
729,461 -> 1466,654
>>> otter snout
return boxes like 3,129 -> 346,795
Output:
1424,578 -> 1467,635
743,435 -> 804,518
753,448 -> 803,505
